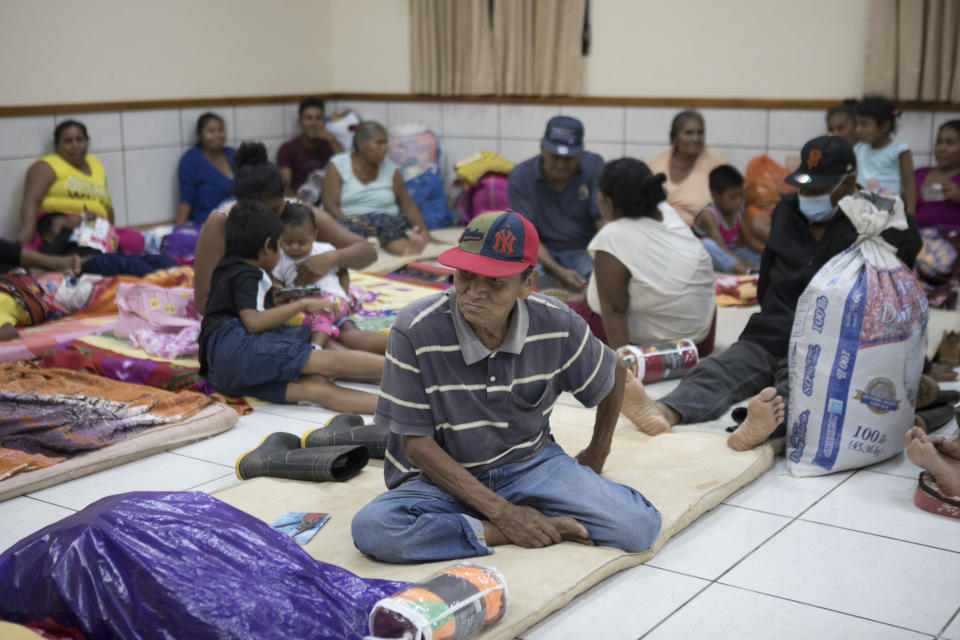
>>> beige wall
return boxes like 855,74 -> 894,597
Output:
0,0 -> 333,106
584,0 -> 870,98
330,0 -> 411,93
325,0 -> 871,99
0,0 -> 870,105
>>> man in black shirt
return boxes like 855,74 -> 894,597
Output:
622,136 -> 922,449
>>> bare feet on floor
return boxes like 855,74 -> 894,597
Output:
905,426 -> 960,496
932,435 -> 960,460
549,516 -> 594,545
727,387 -> 785,452
402,227 -> 429,256
620,371 -> 672,435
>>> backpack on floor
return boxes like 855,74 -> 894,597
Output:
786,193 -> 927,476
457,172 -> 510,224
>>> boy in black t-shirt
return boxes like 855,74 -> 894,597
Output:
198,201 -> 382,411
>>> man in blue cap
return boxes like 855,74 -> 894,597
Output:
507,116 -> 604,292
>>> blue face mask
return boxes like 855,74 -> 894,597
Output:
797,178 -> 846,223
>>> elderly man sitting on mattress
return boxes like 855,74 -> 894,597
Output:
351,210 -> 661,563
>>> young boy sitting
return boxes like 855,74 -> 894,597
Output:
198,201 -> 383,413
272,203 -> 387,354
693,165 -> 764,274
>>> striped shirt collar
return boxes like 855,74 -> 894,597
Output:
448,290 -> 529,365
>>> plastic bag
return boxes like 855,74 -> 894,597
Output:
73,216 -> 119,253
388,124 -> 441,181
114,282 -> 199,338
744,154 -> 795,210
406,168 -> 453,229
0,491 -> 407,639
368,563 -> 507,640
744,154 -> 797,226
786,193 -> 928,476
328,108 -> 362,152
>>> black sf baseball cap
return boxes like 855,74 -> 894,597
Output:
785,135 -> 857,190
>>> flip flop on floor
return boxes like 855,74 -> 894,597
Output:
915,471 -> 960,519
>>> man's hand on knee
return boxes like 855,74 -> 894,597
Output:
575,445 -> 609,474
491,503 -> 561,548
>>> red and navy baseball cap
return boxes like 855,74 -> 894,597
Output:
438,210 -> 539,278
785,135 -> 857,190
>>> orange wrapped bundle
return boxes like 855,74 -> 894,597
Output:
368,563 -> 507,640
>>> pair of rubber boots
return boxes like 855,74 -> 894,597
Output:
915,374 -> 960,433
235,413 -> 390,483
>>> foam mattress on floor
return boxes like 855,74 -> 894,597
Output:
0,402 -> 238,502
214,403 -> 772,639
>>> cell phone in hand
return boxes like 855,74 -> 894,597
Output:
276,285 -> 325,300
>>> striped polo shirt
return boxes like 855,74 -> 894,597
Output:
379,289 -> 617,489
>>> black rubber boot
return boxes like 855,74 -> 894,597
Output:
235,432 -> 302,480
302,413 -> 390,459
259,445 -> 370,482
915,405 -> 958,433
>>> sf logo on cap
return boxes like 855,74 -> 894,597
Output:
493,227 -> 516,255
807,149 -> 822,169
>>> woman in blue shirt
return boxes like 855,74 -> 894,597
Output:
176,113 -> 235,226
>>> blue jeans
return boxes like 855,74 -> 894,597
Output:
351,442 -> 661,563
536,248 -> 594,289
701,238 -> 761,273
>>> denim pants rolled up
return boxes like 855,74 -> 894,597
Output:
701,238 -> 761,273
351,442 -> 661,563
535,248 -> 594,289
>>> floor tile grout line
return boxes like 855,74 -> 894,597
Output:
708,471 -> 859,586
165,451 -> 234,468
792,468 -> 858,519
794,517 -> 960,555
707,582 -> 939,637
19,495 -> 79,512
718,500 -> 821,519
936,603 -> 960,638
636,580 -> 714,639
184,472 -> 237,492
864,467 -> 922,480
706,513 -> 797,585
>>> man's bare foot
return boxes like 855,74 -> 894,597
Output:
906,429 -> 960,496
932,435 -> 960,460
621,370 -> 672,435
548,516 -> 594,545
402,227 -> 429,256
727,387 -> 785,451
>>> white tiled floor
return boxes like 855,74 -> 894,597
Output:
3,393 -> 959,639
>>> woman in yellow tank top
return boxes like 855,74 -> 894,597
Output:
16,121 -> 115,247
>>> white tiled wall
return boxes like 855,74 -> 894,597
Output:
0,103 -> 302,240
0,100 -> 956,239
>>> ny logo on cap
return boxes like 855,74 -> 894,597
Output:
807,149 -> 822,169
492,227 -> 516,255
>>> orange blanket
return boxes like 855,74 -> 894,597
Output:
0,361 -> 210,480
